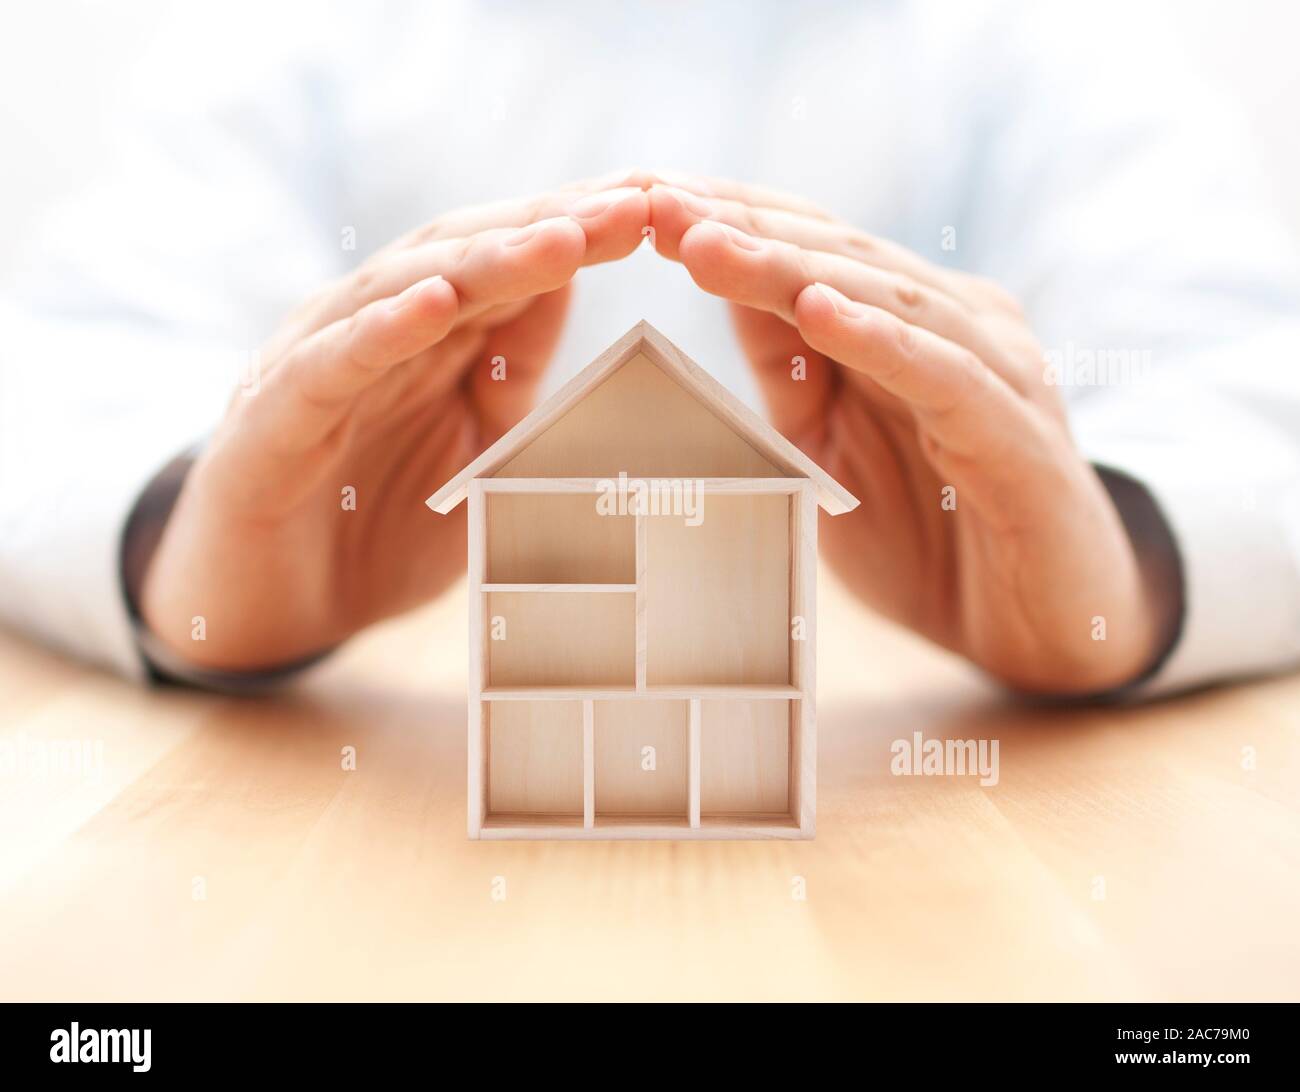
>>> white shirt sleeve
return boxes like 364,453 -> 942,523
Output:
940,2 -> 1300,694
1070,337 -> 1300,695
0,18 -> 346,678
3,2 -> 1299,697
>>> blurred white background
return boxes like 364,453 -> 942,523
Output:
1,0 -> 1298,278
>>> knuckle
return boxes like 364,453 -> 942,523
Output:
343,311 -> 377,368
844,232 -> 879,260
957,346 -> 986,380
414,217 -> 447,244
891,314 -> 918,358
856,312 -> 908,382
952,350 -> 989,404
789,244 -> 817,287
276,356 -> 333,420
351,262 -> 380,296
450,235 -> 476,265
734,201 -> 765,236
926,349 -> 984,419
891,274 -> 925,315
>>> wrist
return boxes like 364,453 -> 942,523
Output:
127,448 -> 338,681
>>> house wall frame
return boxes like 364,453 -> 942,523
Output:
428,322 -> 856,841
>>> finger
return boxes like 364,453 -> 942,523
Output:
672,216 -> 1030,392
249,274 -> 460,456
649,168 -> 834,220
556,167 -> 656,193
793,281 -> 1041,470
650,184 -> 972,305
362,323 -> 487,420
389,184 -> 650,259
369,282 -> 571,427
469,283 -> 572,440
289,185 -> 647,346
321,214 -> 590,332
454,296 -> 537,333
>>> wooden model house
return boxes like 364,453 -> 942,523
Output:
427,322 -> 858,839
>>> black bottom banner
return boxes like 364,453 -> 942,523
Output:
0,1001 -> 1290,1080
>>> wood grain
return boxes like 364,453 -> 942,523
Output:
592,700 -> 688,816
487,700 -> 584,815
582,700 -> 594,830
497,352 -> 779,480
1,576 -> 1297,1001
485,592 -> 636,687
479,479 -> 807,833
467,482 -> 487,837
645,494 -> 791,686
485,492 -> 634,584
699,700 -> 791,815
792,483 -> 817,835
479,685 -> 798,700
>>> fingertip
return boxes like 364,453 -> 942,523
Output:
506,214 -> 586,251
388,273 -> 458,324
504,215 -> 588,282
794,281 -> 838,326
678,219 -> 731,264
795,281 -> 867,329
680,221 -> 764,297
568,186 -> 647,220
793,282 -> 867,360
546,215 -> 590,265
647,185 -> 712,259
422,272 -> 458,306
355,274 -> 458,367
569,187 -> 651,262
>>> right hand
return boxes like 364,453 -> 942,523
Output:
139,173 -> 651,671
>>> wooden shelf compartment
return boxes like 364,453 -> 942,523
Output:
591,699 -> 689,823
479,814 -> 801,840
481,684 -> 799,701
485,491 -> 635,585
485,590 -> 635,689
698,699 -> 794,822
642,492 -> 794,688
475,696 -> 806,839
481,583 -> 636,593
467,471 -> 818,840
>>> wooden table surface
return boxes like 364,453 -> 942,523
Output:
2,572 -> 1297,1002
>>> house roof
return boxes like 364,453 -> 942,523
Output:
425,320 -> 859,515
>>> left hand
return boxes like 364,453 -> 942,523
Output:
139,176 -> 651,671
647,175 -> 1180,694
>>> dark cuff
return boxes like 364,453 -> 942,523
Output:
119,443 -> 332,692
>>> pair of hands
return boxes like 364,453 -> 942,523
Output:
140,169 -> 1179,693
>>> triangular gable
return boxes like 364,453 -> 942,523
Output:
495,352 -> 781,480
425,321 -> 859,515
